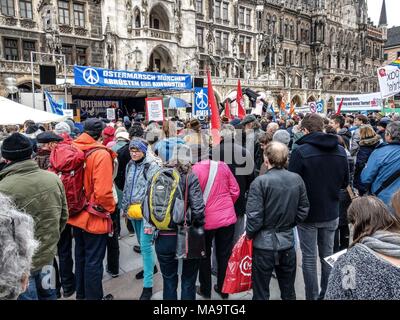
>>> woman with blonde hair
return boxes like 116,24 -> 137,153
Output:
325,196 -> 400,300
353,125 -> 381,196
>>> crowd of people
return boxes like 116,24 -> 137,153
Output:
0,109 -> 399,300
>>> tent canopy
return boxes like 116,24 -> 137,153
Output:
0,96 -> 66,125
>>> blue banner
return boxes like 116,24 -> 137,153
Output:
74,66 -> 192,90
193,87 -> 209,117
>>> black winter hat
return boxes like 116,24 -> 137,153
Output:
25,124 -> 39,134
36,131 -> 63,143
84,118 -> 105,138
1,133 -> 33,161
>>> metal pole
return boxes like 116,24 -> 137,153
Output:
31,51 -> 35,109
64,55 -> 67,112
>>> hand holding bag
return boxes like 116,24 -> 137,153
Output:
176,174 -> 206,260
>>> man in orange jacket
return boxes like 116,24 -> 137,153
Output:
68,118 -> 116,300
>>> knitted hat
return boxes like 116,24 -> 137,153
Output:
129,139 -> 148,154
54,122 -> 71,135
65,119 -> 75,132
1,133 -> 33,161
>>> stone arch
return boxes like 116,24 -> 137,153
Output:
291,94 -> 302,107
149,2 -> 171,31
148,45 -> 173,72
307,95 -> 316,103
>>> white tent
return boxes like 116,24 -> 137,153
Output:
0,96 -> 66,125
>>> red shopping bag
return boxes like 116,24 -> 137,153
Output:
222,234 -> 253,294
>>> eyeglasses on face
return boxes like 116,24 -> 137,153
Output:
130,150 -> 142,154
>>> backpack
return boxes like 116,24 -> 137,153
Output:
49,144 -> 102,216
145,168 -> 185,231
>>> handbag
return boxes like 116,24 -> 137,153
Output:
176,174 -> 206,259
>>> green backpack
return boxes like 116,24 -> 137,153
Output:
146,168 -> 185,230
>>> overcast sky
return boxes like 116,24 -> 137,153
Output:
367,0 -> 398,27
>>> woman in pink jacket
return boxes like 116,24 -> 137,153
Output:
192,159 -> 240,299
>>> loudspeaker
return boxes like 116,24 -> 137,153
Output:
193,77 -> 204,88
40,65 -> 56,85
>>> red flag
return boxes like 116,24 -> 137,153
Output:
289,102 -> 295,116
336,98 -> 344,115
225,100 -> 232,120
207,70 -> 221,145
236,79 -> 246,119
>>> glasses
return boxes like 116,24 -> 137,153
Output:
130,150 -> 142,155
0,213 -> 15,241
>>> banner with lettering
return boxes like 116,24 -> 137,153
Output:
334,93 -> 383,112
74,66 -> 192,90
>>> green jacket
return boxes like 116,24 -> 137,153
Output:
0,160 -> 68,272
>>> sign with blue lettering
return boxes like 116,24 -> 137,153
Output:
74,66 -> 192,90
193,87 -> 209,117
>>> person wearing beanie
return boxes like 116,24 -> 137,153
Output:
121,138 -> 160,300
67,118 -> 117,300
273,130 -> 291,147
103,126 -> 116,148
54,122 -> 72,136
0,133 -> 68,300
35,132 -> 63,170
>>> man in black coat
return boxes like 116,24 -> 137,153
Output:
288,113 -> 349,301
246,142 -> 309,300
211,125 -> 255,243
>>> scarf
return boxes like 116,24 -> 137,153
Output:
361,231 -> 400,259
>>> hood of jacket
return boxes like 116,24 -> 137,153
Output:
296,132 -> 339,150
74,132 -> 116,159
338,127 -> 352,139
359,134 -> 381,147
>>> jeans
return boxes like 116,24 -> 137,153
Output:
252,247 -> 297,300
155,234 -> 200,300
57,224 -> 75,294
18,267 -> 57,300
73,227 -> 108,300
131,219 -> 156,288
199,224 -> 235,296
107,209 -> 120,274
297,218 -> 339,300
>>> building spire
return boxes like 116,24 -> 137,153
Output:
379,0 -> 387,27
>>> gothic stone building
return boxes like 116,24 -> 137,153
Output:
0,0 -> 387,111
0,0 -> 104,99
196,0 -> 386,109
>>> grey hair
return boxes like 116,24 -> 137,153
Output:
386,121 -> 400,142
273,130 -> 291,146
220,124 -> 235,141
0,193 -> 39,300
267,122 -> 279,134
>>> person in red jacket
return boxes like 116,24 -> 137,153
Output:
68,118 -> 116,300
192,159 -> 240,299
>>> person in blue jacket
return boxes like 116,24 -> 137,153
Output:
361,121 -> 400,207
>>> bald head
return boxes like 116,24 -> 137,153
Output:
264,141 -> 289,169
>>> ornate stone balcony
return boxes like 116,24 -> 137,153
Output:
0,60 -> 74,77
209,76 -> 283,88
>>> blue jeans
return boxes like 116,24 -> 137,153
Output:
297,218 -> 339,300
73,227 -> 108,300
58,224 -> 75,294
131,219 -> 156,288
155,234 -> 200,300
18,267 -> 57,300
252,247 -> 297,300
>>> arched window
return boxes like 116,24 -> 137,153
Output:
134,8 -> 141,28
284,20 -> 289,39
289,21 -> 294,40
271,16 -> 276,33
